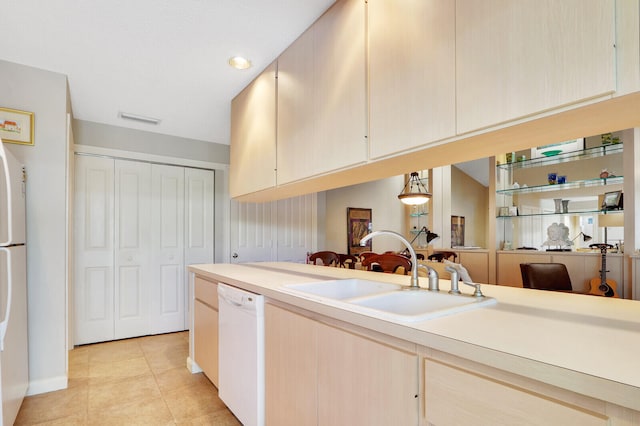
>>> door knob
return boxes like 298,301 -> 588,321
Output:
232,253 -> 239,259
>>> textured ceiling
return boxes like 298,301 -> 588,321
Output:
0,0 -> 335,145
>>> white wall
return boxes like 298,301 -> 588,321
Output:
451,165 -> 488,247
0,60 -> 69,394
324,176 -> 407,253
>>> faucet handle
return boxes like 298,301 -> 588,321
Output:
445,266 -> 461,294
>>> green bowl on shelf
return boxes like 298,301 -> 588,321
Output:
542,150 -> 562,157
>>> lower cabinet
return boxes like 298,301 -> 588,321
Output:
193,277 -> 218,386
265,302 -> 419,426
423,352 -> 639,426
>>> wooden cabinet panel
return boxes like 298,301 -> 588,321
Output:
368,0 -> 456,159
425,358 -> 610,425
496,252 -> 551,287
230,62 -> 277,197
194,298 -> 218,386
456,0 -> 616,134
265,303 -> 317,426
277,0 -> 366,184
317,322 -> 418,426
457,250 -> 489,284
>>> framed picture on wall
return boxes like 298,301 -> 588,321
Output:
0,107 -> 34,145
451,215 -> 465,247
347,207 -> 372,256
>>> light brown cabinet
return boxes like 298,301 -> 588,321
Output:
368,0 -> 456,159
424,355 -> 633,425
265,302 -> 418,425
193,276 -> 218,385
276,0 -> 367,184
230,62 -> 277,197
456,0 -> 616,134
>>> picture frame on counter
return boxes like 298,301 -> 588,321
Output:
0,107 -> 34,146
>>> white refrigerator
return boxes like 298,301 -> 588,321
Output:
0,139 -> 28,426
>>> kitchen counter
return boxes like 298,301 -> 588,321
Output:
188,261 -> 640,411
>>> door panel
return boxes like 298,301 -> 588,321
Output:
74,156 -> 115,344
230,200 -> 276,263
277,194 -> 316,263
151,164 -> 185,333
114,160 -> 151,340
184,168 -> 214,325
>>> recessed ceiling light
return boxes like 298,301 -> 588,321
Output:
119,111 -> 161,125
228,56 -> 252,70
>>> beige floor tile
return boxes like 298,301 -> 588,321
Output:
88,338 -> 144,363
17,332 -> 236,425
14,382 -> 88,425
88,396 -> 175,426
162,379 -> 227,422
88,373 -> 161,413
155,367 -> 212,394
176,409 -> 242,426
88,356 -> 151,383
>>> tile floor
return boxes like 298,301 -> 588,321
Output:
15,331 -> 241,425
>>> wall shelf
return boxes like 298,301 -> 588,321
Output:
496,176 -> 623,195
497,209 -> 623,219
496,144 -> 623,171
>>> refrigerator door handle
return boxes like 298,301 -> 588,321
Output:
0,143 -> 13,246
0,247 -> 12,351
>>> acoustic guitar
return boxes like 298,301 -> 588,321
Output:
588,243 -> 618,298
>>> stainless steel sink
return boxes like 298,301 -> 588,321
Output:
282,278 -> 401,300
281,278 -> 496,323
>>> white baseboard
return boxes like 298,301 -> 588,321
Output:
187,356 -> 202,374
27,375 -> 68,396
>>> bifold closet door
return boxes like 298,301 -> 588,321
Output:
114,160 -> 152,340
74,156 -> 115,345
150,164 -> 185,334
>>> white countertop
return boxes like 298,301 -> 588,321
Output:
189,261 -> 640,410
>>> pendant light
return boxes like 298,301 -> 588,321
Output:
398,172 -> 431,205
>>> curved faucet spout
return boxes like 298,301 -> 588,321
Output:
360,230 -> 420,289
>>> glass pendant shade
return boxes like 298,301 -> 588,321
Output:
398,172 -> 431,205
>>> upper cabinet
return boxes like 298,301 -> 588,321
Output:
456,0 -> 616,134
277,0 -> 367,185
230,62 -> 277,198
368,0 -> 456,159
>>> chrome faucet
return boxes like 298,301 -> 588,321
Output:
360,230 -> 426,290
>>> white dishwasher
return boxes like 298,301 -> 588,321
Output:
218,283 -> 265,426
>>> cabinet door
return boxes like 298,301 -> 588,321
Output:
150,164 -> 185,334
277,0 -> 366,184
425,359 -> 609,425
114,160 -> 152,340
74,156 -> 115,345
368,0 -> 456,159
496,252 -> 551,287
194,298 -> 218,386
265,303 -> 317,426
317,322 -> 418,426
230,62 -> 276,197
456,0 -> 615,134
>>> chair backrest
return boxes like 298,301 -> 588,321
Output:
427,251 -> 458,262
308,251 -> 339,267
358,251 -> 377,263
338,253 -> 358,269
396,250 -> 425,260
362,253 -> 412,275
519,263 -> 572,291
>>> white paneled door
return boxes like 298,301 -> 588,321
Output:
74,156 -> 115,344
74,155 -> 214,344
230,194 -> 317,264
114,160 -> 151,340
150,164 -> 184,334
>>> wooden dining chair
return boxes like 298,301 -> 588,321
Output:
427,251 -> 457,263
308,251 -> 339,267
362,253 -> 412,275
338,253 -> 358,269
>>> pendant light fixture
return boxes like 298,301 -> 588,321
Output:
398,172 -> 431,205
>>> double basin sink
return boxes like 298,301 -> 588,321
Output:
281,278 -> 496,323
